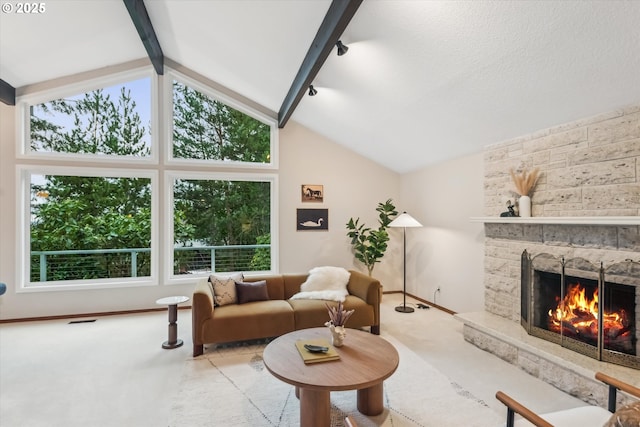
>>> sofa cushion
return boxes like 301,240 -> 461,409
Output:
243,275 -> 286,300
204,300 -> 295,343
290,266 -> 350,302
210,272 -> 243,306
288,295 -> 374,330
603,401 -> 640,427
236,280 -> 269,304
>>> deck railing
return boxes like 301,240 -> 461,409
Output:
30,244 -> 270,282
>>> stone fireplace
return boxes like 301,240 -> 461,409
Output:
521,251 -> 639,370
457,105 -> 640,405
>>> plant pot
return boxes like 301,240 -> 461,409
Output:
519,195 -> 531,217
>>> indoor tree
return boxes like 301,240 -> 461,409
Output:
346,199 -> 397,276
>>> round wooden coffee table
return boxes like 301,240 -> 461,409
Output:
263,327 -> 399,427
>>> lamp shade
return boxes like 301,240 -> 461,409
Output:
388,212 -> 422,228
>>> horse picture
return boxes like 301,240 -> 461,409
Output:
301,185 -> 324,202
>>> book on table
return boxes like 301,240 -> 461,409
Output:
295,338 -> 340,364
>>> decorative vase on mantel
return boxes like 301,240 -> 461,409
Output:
510,167 -> 540,218
519,195 -> 532,218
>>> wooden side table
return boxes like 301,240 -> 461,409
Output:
156,296 -> 189,349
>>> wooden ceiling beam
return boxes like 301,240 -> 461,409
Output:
123,0 -> 164,75
278,0 -> 363,128
0,79 -> 16,106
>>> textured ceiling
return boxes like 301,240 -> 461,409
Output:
1,1 -> 639,173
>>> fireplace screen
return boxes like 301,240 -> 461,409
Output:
521,251 -> 639,370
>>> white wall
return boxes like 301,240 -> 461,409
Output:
0,103 -> 402,320
278,121 -> 402,290
399,152 -> 486,313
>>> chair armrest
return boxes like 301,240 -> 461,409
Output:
595,371 -> 640,412
495,391 -> 553,427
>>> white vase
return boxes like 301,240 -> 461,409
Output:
329,325 -> 346,347
519,195 -> 531,217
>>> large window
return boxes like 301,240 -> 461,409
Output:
27,170 -> 154,286
172,80 -> 270,163
169,174 -> 275,278
27,77 -> 152,159
17,66 -> 278,291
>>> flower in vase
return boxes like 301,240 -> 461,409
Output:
325,301 -> 354,327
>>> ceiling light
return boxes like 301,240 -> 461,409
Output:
308,85 -> 318,96
336,40 -> 349,56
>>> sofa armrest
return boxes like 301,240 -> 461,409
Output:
347,270 -> 382,332
192,278 -> 215,356
347,270 -> 380,302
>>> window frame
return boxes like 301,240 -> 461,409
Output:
16,67 -> 159,165
165,68 -> 278,169
13,63 -> 280,292
16,165 -> 159,293
164,170 -> 279,285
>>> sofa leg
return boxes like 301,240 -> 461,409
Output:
193,344 -> 204,357
371,325 -> 380,335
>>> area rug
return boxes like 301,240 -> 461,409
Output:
168,336 -> 504,426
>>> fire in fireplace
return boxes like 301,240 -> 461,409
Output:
521,251 -> 639,370
548,281 -> 632,354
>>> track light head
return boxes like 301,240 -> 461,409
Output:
336,40 -> 349,56
308,85 -> 317,96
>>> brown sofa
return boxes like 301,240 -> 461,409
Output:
191,270 -> 382,356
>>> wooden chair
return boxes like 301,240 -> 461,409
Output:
495,372 -> 640,427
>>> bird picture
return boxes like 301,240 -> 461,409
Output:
299,218 -> 323,227
296,209 -> 328,231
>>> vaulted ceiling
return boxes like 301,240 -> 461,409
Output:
1,1 -> 639,173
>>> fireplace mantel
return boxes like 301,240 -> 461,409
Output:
470,216 -> 640,225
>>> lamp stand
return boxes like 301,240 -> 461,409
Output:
395,226 -> 414,313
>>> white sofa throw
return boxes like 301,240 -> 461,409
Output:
289,266 -> 351,302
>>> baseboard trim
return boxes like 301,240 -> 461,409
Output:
0,306 -> 192,324
383,290 -> 456,315
4,291 -> 454,323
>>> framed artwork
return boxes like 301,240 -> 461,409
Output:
297,208 -> 328,231
301,185 -> 324,203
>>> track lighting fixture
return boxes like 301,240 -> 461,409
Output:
336,40 -> 349,56
308,85 -> 317,96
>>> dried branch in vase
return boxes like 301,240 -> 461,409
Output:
325,301 -> 354,327
509,167 -> 540,196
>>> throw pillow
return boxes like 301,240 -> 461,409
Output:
209,272 -> 243,306
603,401 -> 640,427
235,280 -> 269,304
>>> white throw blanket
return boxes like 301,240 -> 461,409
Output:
289,266 -> 351,302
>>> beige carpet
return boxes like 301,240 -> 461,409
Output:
169,336 -> 504,426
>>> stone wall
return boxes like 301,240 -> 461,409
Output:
482,105 -> 640,321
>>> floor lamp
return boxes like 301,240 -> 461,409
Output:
388,212 -> 423,313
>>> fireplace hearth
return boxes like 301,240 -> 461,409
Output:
521,250 -> 639,370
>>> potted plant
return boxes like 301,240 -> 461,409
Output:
346,199 -> 397,276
